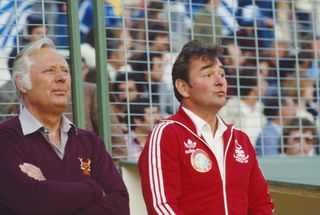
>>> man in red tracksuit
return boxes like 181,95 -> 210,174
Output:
138,40 -> 274,215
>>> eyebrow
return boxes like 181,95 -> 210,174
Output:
200,64 -> 225,71
48,64 -> 69,70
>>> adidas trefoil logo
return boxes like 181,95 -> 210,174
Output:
184,139 -> 197,154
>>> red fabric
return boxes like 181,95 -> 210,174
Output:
139,107 -> 274,215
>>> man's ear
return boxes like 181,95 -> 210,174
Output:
175,79 -> 190,99
15,74 -> 28,94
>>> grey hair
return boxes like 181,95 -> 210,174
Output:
13,38 -> 55,90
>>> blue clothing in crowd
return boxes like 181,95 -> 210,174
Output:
255,121 -> 281,156
79,0 -> 122,42
237,0 -> 275,47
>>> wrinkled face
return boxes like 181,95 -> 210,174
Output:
183,57 -> 227,113
285,130 -> 314,155
21,48 -> 71,114
117,80 -> 138,102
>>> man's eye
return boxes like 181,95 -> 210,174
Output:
44,69 -> 54,73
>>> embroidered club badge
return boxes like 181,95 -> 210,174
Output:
233,140 -> 249,164
190,149 -> 212,173
78,157 -> 92,176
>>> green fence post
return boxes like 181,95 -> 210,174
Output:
93,0 -> 112,152
67,0 -> 85,128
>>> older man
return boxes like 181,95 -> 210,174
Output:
0,38 -> 129,215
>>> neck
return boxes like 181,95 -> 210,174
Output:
26,105 -> 62,132
182,104 -> 219,134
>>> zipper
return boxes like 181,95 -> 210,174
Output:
222,126 -> 234,215
164,119 -> 234,214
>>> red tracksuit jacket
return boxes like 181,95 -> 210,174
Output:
138,107 -> 274,215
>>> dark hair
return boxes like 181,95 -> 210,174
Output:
148,22 -> 168,45
264,95 -> 296,119
172,40 -> 222,102
283,118 -> 317,146
130,52 -> 163,73
113,73 -> 138,93
27,16 -> 45,35
126,97 -> 151,130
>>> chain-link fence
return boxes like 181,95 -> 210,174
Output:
0,0 -> 319,161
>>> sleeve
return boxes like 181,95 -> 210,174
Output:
247,152 -> 275,214
75,135 -> 129,215
138,122 -> 185,215
0,143 -> 104,215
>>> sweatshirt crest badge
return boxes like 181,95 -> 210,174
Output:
78,157 -> 92,176
184,139 -> 197,154
233,140 -> 249,164
190,149 -> 212,173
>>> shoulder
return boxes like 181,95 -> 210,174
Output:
150,121 -> 177,136
76,128 -> 99,141
0,117 -> 20,134
232,127 -> 255,148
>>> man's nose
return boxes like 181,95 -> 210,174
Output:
55,70 -> 69,82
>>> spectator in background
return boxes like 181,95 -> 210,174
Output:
0,38 -> 129,214
8,15 -> 47,71
194,0 -> 222,46
79,0 -> 122,42
106,26 -> 133,83
221,37 -> 245,96
125,98 -> 160,160
83,26 -> 133,83
237,0 -> 275,48
130,1 -> 167,51
255,96 -> 296,156
64,58 -> 127,164
54,0 -> 68,48
219,61 -> 267,145
130,52 -> 173,115
112,73 -> 140,132
283,118 -> 318,156
1,15 -> 47,121
148,22 -> 170,53
282,79 -> 315,123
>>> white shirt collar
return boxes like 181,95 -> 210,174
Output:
19,107 -> 73,136
182,106 -> 227,138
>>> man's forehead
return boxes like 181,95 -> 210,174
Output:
30,48 -> 68,65
191,56 -> 221,66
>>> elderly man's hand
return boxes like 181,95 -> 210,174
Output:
19,163 -> 46,181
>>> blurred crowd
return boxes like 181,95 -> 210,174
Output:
0,0 -> 319,162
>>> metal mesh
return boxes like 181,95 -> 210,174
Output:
0,0 -> 319,160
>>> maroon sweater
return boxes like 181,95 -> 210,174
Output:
0,117 -> 129,215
